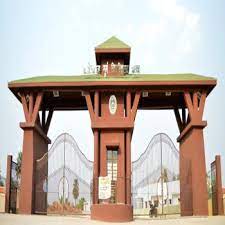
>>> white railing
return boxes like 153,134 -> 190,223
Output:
83,64 -> 101,75
83,63 -> 140,76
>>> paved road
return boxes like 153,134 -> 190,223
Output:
0,214 -> 225,225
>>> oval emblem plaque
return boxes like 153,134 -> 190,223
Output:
109,95 -> 117,115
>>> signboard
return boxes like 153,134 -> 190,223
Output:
98,176 -> 111,199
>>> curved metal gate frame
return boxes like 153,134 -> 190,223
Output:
35,133 -> 93,215
35,132 -> 180,216
132,133 -> 180,216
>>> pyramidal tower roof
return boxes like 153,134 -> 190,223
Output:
95,36 -> 130,49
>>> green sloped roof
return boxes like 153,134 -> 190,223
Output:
9,74 -> 216,84
95,36 -> 130,49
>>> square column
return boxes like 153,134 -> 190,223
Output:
5,155 -> 12,213
85,90 -> 139,222
179,126 -> 208,216
176,91 -> 209,216
19,124 -> 50,214
211,155 -> 224,215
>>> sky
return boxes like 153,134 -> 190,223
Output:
0,0 -> 225,185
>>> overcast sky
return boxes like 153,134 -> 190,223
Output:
0,0 -> 225,185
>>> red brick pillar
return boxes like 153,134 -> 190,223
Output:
211,155 -> 224,215
5,155 -> 12,213
215,155 -> 224,215
177,91 -> 208,216
179,126 -> 208,216
179,148 -> 192,216
88,90 -> 138,222
19,127 -> 36,214
19,125 -> 50,214
18,91 -> 51,214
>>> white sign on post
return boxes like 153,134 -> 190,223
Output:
98,176 -> 111,200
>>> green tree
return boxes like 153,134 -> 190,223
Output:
73,179 -> 79,206
77,197 -> 86,210
0,164 -> 4,186
16,151 -> 22,185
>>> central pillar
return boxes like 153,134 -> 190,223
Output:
85,90 -> 139,222
90,91 -> 133,222
88,42 -> 138,222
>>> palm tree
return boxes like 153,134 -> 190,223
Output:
73,179 -> 79,206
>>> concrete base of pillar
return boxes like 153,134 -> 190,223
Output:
91,204 -> 133,222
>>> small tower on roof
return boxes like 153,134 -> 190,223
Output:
95,36 -> 131,77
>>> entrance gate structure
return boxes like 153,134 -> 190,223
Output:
8,36 -> 216,222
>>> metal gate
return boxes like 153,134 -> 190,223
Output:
35,133 -> 93,215
132,133 -> 180,216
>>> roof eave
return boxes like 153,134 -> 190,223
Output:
8,79 -> 216,107
8,79 -> 217,89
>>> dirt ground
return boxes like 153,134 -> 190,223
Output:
0,213 -> 225,225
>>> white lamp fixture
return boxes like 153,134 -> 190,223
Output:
165,91 -> 171,96
53,90 -> 59,97
142,91 -> 148,97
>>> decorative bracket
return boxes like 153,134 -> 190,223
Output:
184,91 -> 206,123
84,91 -> 95,121
174,91 -> 206,133
175,90 -> 207,141
42,108 -> 54,134
21,92 -> 43,124
131,91 -> 141,122
84,90 -> 141,130
174,107 -> 187,133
